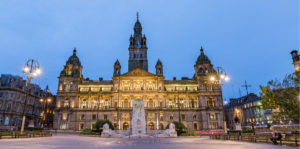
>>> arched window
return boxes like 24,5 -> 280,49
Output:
148,122 -> 155,130
123,122 -> 129,130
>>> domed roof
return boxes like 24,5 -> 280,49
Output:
196,47 -> 211,65
66,48 -> 81,66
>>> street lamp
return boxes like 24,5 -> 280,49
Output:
209,66 -> 230,133
20,59 -> 41,134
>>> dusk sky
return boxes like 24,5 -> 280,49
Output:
0,0 -> 298,101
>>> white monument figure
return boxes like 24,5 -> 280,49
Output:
131,99 -> 146,136
156,122 -> 177,137
101,123 -> 123,137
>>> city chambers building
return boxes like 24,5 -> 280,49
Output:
53,15 -> 225,132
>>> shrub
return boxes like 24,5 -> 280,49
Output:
95,119 -> 114,134
180,130 -> 201,136
24,127 -> 44,131
80,129 -> 99,135
166,121 -> 186,136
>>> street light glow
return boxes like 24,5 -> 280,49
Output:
36,68 -> 41,74
225,76 -> 230,81
23,66 -> 29,73
210,76 -> 215,81
220,74 -> 225,79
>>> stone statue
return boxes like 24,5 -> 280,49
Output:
156,123 -> 177,137
101,123 -> 112,137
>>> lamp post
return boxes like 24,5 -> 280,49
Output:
20,59 -> 41,134
177,98 -> 183,123
208,66 -> 229,133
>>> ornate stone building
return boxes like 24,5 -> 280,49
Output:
54,15 -> 225,131
0,74 -> 55,130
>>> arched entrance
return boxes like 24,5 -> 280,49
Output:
148,122 -> 155,130
123,122 -> 129,130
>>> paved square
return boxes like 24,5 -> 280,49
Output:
0,134 -> 295,149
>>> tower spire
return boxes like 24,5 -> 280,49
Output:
137,12 -> 139,21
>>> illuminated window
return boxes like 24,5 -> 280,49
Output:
194,123 -> 198,130
210,113 -> 216,120
62,113 -> 68,120
208,97 -> 215,108
210,122 -> 217,129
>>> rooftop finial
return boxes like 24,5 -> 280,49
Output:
73,47 -> 77,55
200,46 -> 204,53
137,12 -> 139,21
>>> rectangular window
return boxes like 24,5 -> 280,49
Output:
80,114 -> 85,120
0,92 -> 3,97
181,114 -> 186,121
80,124 -> 84,130
104,114 -> 107,120
92,114 -> 97,120
210,122 -> 217,129
92,124 -> 96,129
170,116 -> 173,120
194,123 -> 198,130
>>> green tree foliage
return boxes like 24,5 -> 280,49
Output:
259,71 -> 300,123
95,119 -> 114,134
166,121 -> 187,136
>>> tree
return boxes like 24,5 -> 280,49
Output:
259,71 -> 300,123
95,119 -> 114,134
166,121 -> 186,136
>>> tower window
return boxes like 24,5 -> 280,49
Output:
140,54 -> 142,58
134,54 -> 136,58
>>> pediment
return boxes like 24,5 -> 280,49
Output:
121,67 -> 156,77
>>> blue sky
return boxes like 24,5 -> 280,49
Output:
0,0 -> 299,100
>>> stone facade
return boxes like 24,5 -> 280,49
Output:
0,74 -> 55,129
54,15 -> 225,132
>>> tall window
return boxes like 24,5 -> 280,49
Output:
80,114 -> 85,120
124,99 -> 129,108
82,99 -> 87,109
181,114 -> 186,121
104,114 -> 107,120
208,97 -> 215,108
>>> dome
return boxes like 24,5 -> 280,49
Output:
196,47 -> 211,65
66,48 -> 81,66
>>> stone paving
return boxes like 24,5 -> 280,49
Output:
0,134 -> 296,149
